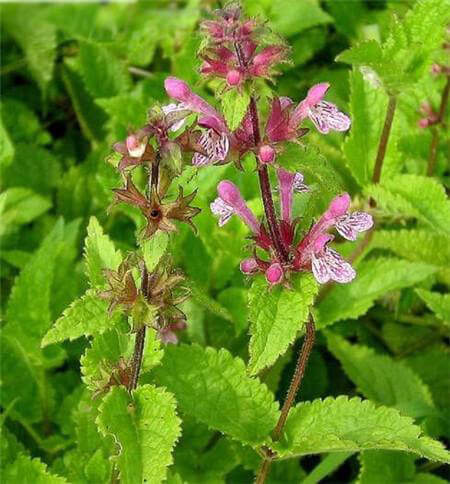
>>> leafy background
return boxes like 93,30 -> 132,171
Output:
1,0 -> 449,483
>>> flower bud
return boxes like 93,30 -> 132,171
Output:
226,69 -> 242,86
418,118 -> 430,129
258,145 -> 276,164
217,180 -> 245,209
126,135 -> 146,158
240,258 -> 258,274
305,82 -> 330,106
164,77 -> 192,103
265,262 -> 284,285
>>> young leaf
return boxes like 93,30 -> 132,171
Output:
84,216 -> 122,287
96,384 -> 181,484
248,273 -> 318,375
41,290 -> 123,347
3,455 -> 68,483
365,175 -> 450,234
153,344 -> 280,446
221,89 -> 250,132
271,396 -> 450,463
326,333 -> 435,418
142,231 -> 169,272
415,289 -> 450,324
315,257 -> 436,328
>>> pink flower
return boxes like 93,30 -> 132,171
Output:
210,180 -> 260,234
157,320 -> 187,345
277,168 -> 309,223
258,145 -> 276,164
164,77 -> 228,134
192,129 -> 230,166
290,83 -> 351,134
113,132 -> 150,172
311,242 -> 356,284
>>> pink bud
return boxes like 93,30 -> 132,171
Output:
418,118 -> 429,129
258,145 -> 276,164
226,69 -> 242,86
265,262 -> 284,285
126,135 -> 146,158
164,77 -> 192,103
327,193 -> 351,219
431,63 -> 443,75
240,258 -> 258,274
306,83 -> 330,106
252,45 -> 284,66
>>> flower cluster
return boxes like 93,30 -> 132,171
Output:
211,173 -> 373,286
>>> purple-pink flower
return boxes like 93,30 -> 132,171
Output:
192,129 -> 230,166
290,83 -> 351,134
210,180 -> 260,234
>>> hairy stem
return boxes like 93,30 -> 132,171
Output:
255,317 -> 316,483
248,97 -> 289,262
128,153 -> 161,392
372,94 -> 397,186
427,76 -> 449,176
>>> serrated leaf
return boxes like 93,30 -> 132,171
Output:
3,455 -> 68,483
315,258 -> 437,328
78,41 -> 131,99
84,216 -> 122,287
97,385 -> 181,484
142,231 -> 169,272
248,273 -> 318,375
271,396 -> 450,462
221,89 -> 250,132
42,290 -> 123,347
0,188 -> 51,236
343,69 -> 401,186
2,5 -> 56,92
326,333 -> 435,418
415,290 -> 450,324
366,175 -> 450,234
370,229 -> 450,267
153,344 -> 280,446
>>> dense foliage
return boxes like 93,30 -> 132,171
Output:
1,1 -> 449,483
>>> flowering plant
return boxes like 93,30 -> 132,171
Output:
1,1 -> 449,483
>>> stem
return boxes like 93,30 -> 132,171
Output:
271,318 -> 316,440
128,153 -> 161,392
372,94 -> 397,186
248,97 -> 289,262
255,317 -> 316,484
427,76 -> 449,176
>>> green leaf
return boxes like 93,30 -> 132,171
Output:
343,69 -> 401,186
0,188 -> 51,236
78,41 -> 131,99
84,216 -> 122,287
271,396 -> 450,462
326,333 -> 435,418
41,290 -> 123,347
61,63 -> 107,142
0,112 -> 14,167
270,0 -> 332,37
248,273 -> 318,375
315,257 -> 437,328
370,229 -> 450,267
2,6 -> 56,92
142,231 -> 169,272
415,290 -> 450,324
366,175 -> 450,234
302,452 -> 353,484
187,280 -> 234,323
359,450 -> 416,484
3,455 -> 68,483
154,344 -> 280,446
221,89 -> 250,132
97,385 -> 181,484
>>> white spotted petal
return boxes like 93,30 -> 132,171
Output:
193,130 -> 230,166
335,212 -> 373,241
308,101 -> 351,134
210,197 -> 234,227
312,247 -> 356,284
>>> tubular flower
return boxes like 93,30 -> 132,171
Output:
290,83 -> 351,134
210,180 -> 260,234
192,129 -> 230,166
